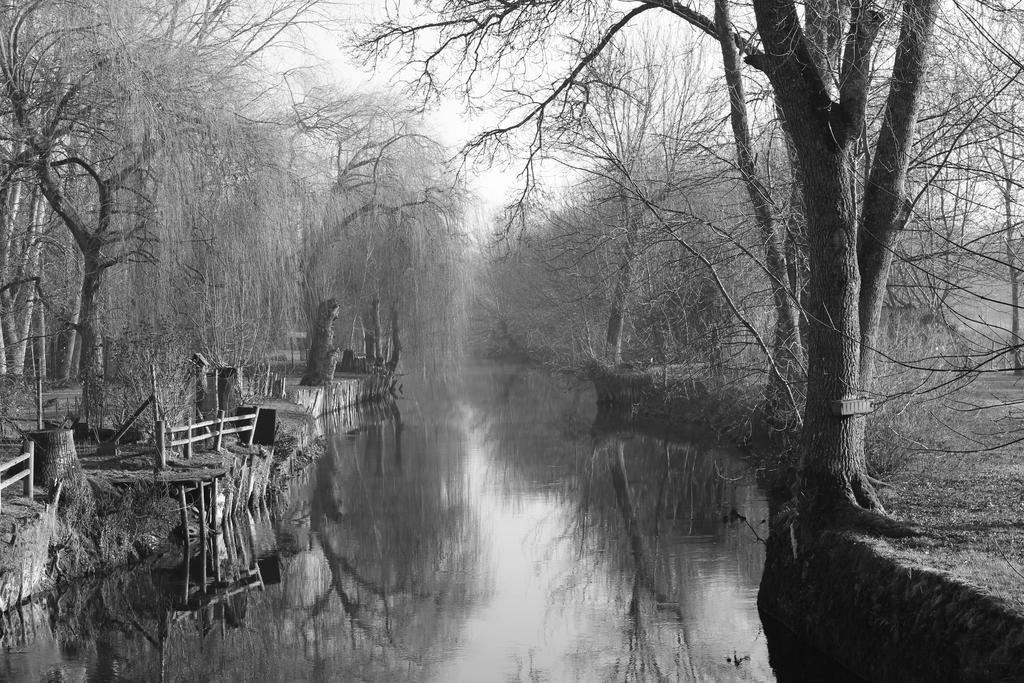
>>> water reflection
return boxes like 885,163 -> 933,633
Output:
1,363 -> 777,681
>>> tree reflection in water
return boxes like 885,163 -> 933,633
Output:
1,364 -> 782,682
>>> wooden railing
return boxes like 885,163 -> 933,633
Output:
157,408 -> 261,466
0,440 -> 34,512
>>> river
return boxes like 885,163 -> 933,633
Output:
1,363 -> 810,682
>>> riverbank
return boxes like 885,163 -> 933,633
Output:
593,363 -> 1024,680
0,373 -> 390,614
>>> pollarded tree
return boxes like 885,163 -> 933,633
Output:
363,0 -> 940,519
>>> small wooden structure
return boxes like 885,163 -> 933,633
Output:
156,408 -> 260,468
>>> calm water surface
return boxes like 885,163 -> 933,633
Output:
1,363 -> 778,682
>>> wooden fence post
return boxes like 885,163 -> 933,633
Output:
214,410 -> 225,451
247,407 -> 261,448
184,416 -> 193,459
155,420 -> 166,470
24,440 -> 34,498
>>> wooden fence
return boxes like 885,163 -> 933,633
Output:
0,440 -> 34,512
156,408 -> 261,467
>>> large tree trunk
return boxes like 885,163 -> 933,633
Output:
797,149 -> 878,512
751,0 -> 874,514
749,0 -> 937,515
30,428 -> 94,519
301,298 -> 340,386
56,301 -> 79,383
78,250 -> 106,427
57,257 -> 83,383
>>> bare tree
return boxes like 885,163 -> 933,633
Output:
363,0 -> 942,518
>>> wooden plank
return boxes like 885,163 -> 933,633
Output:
110,394 -> 154,444
0,451 -> 33,474
169,433 -> 210,448
173,417 -> 219,432
104,468 -> 227,486
217,425 -> 254,437
168,413 -> 251,437
1,469 -> 30,488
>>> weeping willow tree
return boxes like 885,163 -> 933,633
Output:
0,0 -> 324,423
288,89 -> 470,374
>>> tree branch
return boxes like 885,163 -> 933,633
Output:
838,1 -> 884,144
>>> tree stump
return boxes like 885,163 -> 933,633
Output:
30,429 -> 94,520
300,299 -> 340,386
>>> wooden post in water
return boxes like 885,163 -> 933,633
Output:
178,484 -> 191,602
210,478 -> 219,529
198,481 -> 208,593
178,485 -> 189,545
211,477 -> 221,584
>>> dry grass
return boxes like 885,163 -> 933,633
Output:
882,371 -> 1024,607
